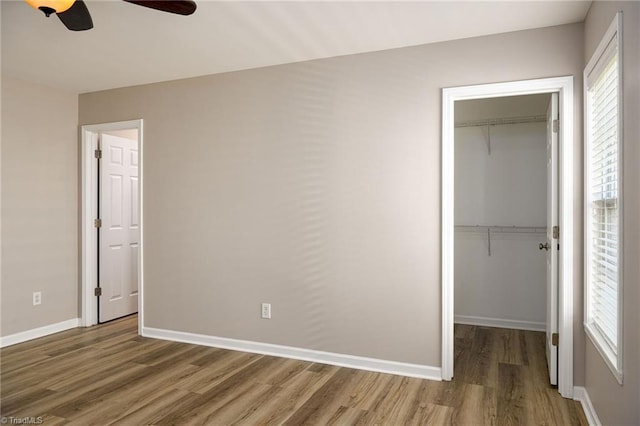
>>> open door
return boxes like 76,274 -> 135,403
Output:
98,133 -> 140,322
545,93 -> 559,385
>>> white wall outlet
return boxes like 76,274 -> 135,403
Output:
261,303 -> 271,319
33,291 -> 42,306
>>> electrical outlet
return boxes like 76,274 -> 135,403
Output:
261,303 -> 271,319
33,292 -> 42,306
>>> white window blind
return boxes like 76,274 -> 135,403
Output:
584,12 -> 623,383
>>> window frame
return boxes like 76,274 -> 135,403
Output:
583,11 -> 624,384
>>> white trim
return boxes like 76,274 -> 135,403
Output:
573,386 -> 602,426
142,327 -> 442,381
442,76 -> 574,398
81,120 -> 144,335
0,318 -> 80,348
583,11 -> 624,385
455,315 -> 545,332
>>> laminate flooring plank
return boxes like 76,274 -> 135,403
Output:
455,323 -> 476,340
1,319 -> 131,358
1,345 -> 98,385
496,362 -> 526,426
2,362 -> 147,418
451,382 -> 497,426
465,327 -> 498,387
527,386 -> 590,426
173,351 -> 263,394
342,371 -> 393,410
307,362 -> 334,374
454,335 -> 473,383
172,357 -> 302,425
281,367 -> 361,425
45,339 -> 168,391
518,329 -> 529,366
65,362 -> 202,424
0,388 -> 56,416
46,363 -> 157,419
107,388 -> 202,426
523,329 -> 551,389
190,382 -> 275,425
496,328 -> 526,366
420,379 -> 467,409
233,370 -> 337,426
157,356 -> 282,424
570,399 -> 590,426
0,352 -> 51,375
325,405 -> 369,425
128,341 -> 195,366
408,402 -> 454,425
189,348 -> 228,367
356,375 -> 424,425
63,381 -> 181,425
255,358 -> 310,387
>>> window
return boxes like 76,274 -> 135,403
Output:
584,12 -> 623,383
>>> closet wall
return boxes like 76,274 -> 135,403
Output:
454,94 -> 550,331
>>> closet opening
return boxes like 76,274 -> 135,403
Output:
452,93 -> 558,388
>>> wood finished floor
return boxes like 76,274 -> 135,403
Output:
1,316 -> 587,425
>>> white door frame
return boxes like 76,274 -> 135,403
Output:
441,77 -> 574,398
81,120 -> 144,333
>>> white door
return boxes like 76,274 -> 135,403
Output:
545,93 -> 559,385
99,134 -> 139,322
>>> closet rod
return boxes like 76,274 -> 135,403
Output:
455,114 -> 547,128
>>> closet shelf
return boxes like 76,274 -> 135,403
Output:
454,115 -> 547,128
455,225 -> 546,234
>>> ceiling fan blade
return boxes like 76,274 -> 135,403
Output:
57,0 -> 93,31
123,1 -> 196,16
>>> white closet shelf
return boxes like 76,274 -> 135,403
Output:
454,114 -> 547,128
455,225 -> 546,234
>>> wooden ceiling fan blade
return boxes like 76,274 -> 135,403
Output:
123,0 -> 196,16
57,0 -> 93,31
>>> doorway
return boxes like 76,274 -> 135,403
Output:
81,120 -> 144,330
441,77 -> 575,398
453,93 -> 558,383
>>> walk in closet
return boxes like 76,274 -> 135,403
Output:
454,94 -> 551,331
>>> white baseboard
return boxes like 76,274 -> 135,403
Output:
455,315 -> 546,332
142,326 -> 441,381
573,386 -> 601,426
0,318 -> 80,348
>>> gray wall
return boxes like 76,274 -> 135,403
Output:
584,2 -> 640,425
1,76 -> 79,335
79,23 -> 585,371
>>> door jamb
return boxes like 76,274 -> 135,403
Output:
81,119 -> 144,333
441,77 -> 574,398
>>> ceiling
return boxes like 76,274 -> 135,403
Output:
2,0 -> 591,94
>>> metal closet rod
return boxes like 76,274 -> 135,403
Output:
454,114 -> 547,128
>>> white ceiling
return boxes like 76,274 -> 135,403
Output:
2,0 -> 591,94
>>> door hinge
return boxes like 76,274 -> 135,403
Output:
94,149 -> 102,159
94,287 -> 102,297
553,226 -> 559,239
552,332 -> 559,346
94,218 -> 102,228
552,119 -> 559,133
